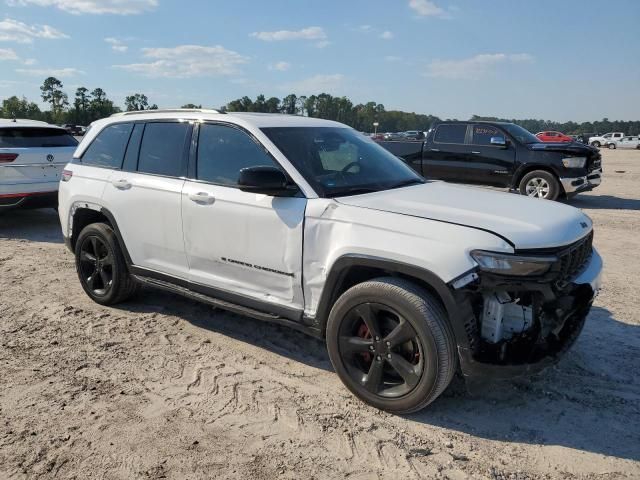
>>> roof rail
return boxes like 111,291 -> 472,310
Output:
111,108 -> 223,117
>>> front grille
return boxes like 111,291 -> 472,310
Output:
555,231 -> 593,287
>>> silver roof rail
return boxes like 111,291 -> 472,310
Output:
111,108 -> 223,117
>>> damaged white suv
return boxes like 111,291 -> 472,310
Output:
58,110 -> 602,413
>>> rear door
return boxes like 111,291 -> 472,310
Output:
100,121 -> 192,279
423,124 -> 471,182
466,124 -> 516,187
0,127 -> 77,196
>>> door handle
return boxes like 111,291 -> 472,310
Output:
188,192 -> 215,204
471,151 -> 481,154
112,179 -> 132,190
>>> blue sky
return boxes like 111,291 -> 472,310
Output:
1,0 -> 639,121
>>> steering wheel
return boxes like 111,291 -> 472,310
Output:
341,161 -> 360,174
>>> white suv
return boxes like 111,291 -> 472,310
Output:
58,109 -> 602,413
1,119 -> 77,211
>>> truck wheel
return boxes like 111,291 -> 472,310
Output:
326,277 -> 456,414
519,170 -> 560,200
591,141 -> 600,148
608,143 -> 616,149
74,222 -> 138,305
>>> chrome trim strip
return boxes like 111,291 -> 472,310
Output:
0,163 -> 66,168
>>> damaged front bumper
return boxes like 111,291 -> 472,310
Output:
560,168 -> 603,195
453,249 -> 602,381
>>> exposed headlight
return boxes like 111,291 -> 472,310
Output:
470,250 -> 556,276
562,157 -> 587,168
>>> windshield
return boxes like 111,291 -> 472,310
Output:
501,124 -> 540,144
262,126 -> 424,198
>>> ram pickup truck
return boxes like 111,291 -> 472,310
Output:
588,132 -> 624,148
378,121 -> 602,200
59,110 -> 602,413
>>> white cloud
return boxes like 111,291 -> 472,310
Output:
250,26 -> 326,42
16,67 -> 84,77
380,30 -> 394,40
269,61 -> 291,72
6,0 -> 157,15
114,44 -> 248,78
384,55 -> 403,62
23,57 -> 36,65
315,40 -> 330,48
409,0 -> 445,16
281,74 -> 345,94
105,37 -> 128,52
0,18 -> 68,43
0,47 -> 19,60
425,53 -> 533,79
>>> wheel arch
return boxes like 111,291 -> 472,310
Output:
512,164 -> 561,191
313,255 -> 464,341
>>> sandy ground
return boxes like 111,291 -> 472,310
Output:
1,149 -> 639,480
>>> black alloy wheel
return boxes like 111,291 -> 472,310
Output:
78,235 -> 114,296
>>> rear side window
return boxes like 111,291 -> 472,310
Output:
434,124 -> 467,144
196,124 -> 279,186
0,127 -> 78,148
472,124 -> 502,145
137,123 -> 190,177
81,123 -> 133,168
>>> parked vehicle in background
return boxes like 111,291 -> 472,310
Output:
370,133 -> 385,141
377,121 -> 602,201
606,135 -> 640,150
402,130 -> 425,140
58,109 -> 602,413
536,131 -> 573,143
589,132 -> 624,148
62,124 -> 84,136
383,132 -> 404,141
0,119 -> 78,211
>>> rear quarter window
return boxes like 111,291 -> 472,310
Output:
80,123 -> 134,169
0,127 -> 78,148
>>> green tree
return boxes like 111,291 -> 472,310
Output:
124,93 -> 150,111
181,103 -> 202,109
1,96 -> 42,120
40,77 -> 68,122
88,88 -> 119,122
73,87 -> 91,124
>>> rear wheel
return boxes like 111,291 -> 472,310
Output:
608,143 -> 616,149
591,141 -> 601,148
519,170 -> 560,200
75,223 -> 138,305
326,278 -> 456,414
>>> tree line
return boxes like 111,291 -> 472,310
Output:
2,77 -> 639,135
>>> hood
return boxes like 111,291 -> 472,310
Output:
528,142 -> 598,155
336,182 -> 592,250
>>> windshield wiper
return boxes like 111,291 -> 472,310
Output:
326,186 -> 380,198
386,178 -> 425,190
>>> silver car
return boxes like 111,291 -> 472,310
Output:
606,136 -> 640,150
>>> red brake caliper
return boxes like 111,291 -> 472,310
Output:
357,323 -> 373,363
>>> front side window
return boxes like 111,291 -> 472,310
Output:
0,127 -> 78,148
501,124 -> 540,144
137,122 -> 190,177
197,124 -> 279,186
81,123 -> 132,168
262,126 -> 424,198
472,125 -> 502,145
434,124 -> 467,144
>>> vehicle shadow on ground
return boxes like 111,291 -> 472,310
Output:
566,194 -> 640,211
0,208 -> 63,243
120,288 -> 334,372
409,305 -> 640,462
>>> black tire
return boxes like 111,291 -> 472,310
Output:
591,141 -> 600,148
608,143 -> 616,149
326,277 -> 457,414
518,170 -> 561,200
74,222 -> 138,305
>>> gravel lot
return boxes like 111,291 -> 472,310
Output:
1,149 -> 639,479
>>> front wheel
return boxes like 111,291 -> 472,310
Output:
591,141 -> 601,148
74,222 -> 138,305
519,170 -> 561,200
326,278 -> 457,414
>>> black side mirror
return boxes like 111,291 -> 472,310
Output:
238,166 -> 298,196
490,136 -> 507,148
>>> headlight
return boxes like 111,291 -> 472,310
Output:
562,157 -> 587,168
471,250 -> 556,276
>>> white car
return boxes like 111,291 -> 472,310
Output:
588,132 -> 624,148
1,119 -> 77,211
58,109 -> 602,413
605,135 -> 640,150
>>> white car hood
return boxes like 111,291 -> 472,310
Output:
336,182 -> 592,250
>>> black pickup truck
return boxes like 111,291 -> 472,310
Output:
378,121 -> 602,200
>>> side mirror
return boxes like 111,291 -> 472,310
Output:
238,166 -> 298,196
490,136 -> 507,148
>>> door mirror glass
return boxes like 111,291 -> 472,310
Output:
490,136 -> 507,147
238,166 -> 297,196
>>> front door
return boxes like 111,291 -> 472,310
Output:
181,123 -> 306,311
466,124 -> 516,187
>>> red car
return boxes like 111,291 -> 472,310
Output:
535,131 -> 573,143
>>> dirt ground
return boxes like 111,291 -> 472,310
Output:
1,149 -> 639,480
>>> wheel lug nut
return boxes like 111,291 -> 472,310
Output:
374,336 -> 380,341
376,355 -> 381,361
386,341 -> 391,347
387,354 -> 392,359
369,345 -> 374,351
